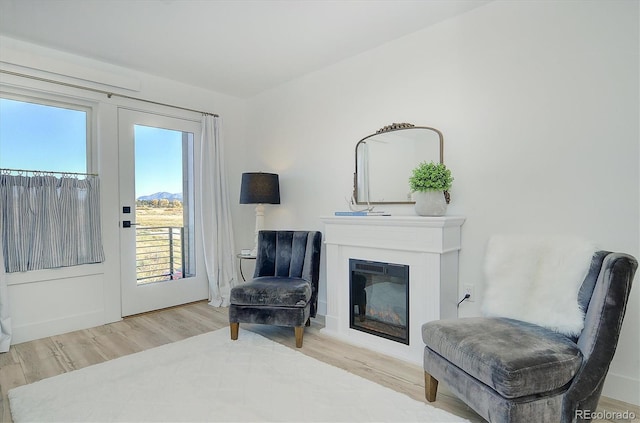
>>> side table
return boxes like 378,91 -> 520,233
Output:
237,254 -> 256,281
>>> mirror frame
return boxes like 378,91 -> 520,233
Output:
353,123 -> 444,205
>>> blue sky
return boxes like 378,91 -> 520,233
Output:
0,98 -> 184,198
0,98 -> 86,173
134,125 -> 184,197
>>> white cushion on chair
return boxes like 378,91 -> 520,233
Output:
481,235 -> 597,337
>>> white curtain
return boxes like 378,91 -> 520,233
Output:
0,174 -> 104,273
357,142 -> 370,202
200,115 -> 238,307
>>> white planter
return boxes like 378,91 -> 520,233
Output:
413,191 -> 447,216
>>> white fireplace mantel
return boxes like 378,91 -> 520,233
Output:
320,215 -> 465,365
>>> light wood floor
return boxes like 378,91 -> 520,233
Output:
1,301 -> 638,423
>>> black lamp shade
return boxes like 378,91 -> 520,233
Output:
239,172 -> 280,204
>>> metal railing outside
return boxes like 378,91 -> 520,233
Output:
136,226 -> 185,283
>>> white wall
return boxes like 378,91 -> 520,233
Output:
244,1 -> 639,405
1,36 -> 248,342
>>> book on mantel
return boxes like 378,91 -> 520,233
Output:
334,211 -> 391,216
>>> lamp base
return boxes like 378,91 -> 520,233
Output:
251,204 -> 265,256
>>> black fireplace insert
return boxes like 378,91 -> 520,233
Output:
349,259 -> 409,345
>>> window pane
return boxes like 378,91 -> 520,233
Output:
0,97 -> 87,173
134,124 -> 195,283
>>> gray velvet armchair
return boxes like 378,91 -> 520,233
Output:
422,251 -> 637,423
229,230 -> 322,348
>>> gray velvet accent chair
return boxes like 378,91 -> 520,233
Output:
422,251 -> 637,423
229,230 -> 322,348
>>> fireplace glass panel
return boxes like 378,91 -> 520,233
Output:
349,259 -> 409,344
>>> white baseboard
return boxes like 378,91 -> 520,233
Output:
602,371 -> 640,406
11,310 -> 105,345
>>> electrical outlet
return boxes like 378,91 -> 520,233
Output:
463,284 -> 475,302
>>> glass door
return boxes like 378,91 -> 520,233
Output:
118,109 -> 207,316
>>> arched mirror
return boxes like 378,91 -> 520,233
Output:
353,123 -> 443,204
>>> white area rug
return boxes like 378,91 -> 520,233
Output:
9,328 -> 468,422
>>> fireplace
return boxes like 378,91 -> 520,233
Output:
350,259 -> 409,344
320,215 -> 465,364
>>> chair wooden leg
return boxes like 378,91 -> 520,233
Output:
305,318 -> 311,327
294,326 -> 304,348
424,372 -> 439,402
230,322 -> 239,340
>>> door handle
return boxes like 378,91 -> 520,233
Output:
122,220 -> 140,228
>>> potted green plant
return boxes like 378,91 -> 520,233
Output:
409,161 -> 453,216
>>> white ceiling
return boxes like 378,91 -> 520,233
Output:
0,0 -> 488,98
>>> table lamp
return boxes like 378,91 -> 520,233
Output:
240,172 -> 280,256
